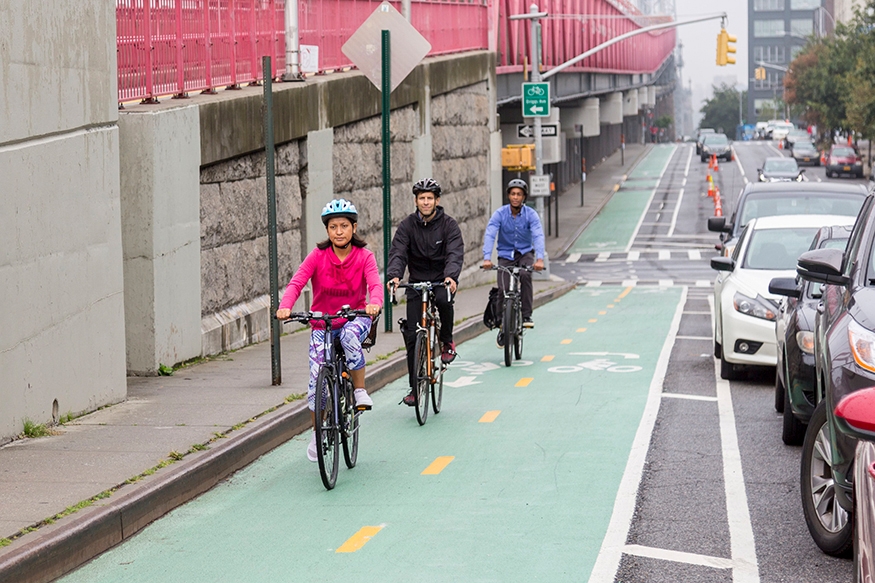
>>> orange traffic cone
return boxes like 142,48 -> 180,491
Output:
778,140 -> 783,150
712,154 -> 719,172
707,176 -> 716,198
708,155 -> 714,170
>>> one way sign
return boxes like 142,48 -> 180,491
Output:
517,124 -> 558,138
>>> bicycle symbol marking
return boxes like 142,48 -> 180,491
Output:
548,358 -> 643,374
527,85 -> 545,96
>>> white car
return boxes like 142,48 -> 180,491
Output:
711,214 -> 855,380
771,122 -> 795,142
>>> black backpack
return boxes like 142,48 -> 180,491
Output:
482,287 -> 503,329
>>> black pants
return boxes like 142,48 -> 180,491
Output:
403,286 -> 454,389
498,251 -> 534,319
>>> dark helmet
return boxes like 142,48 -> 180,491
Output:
506,179 -> 528,197
412,178 -> 441,197
320,198 -> 358,226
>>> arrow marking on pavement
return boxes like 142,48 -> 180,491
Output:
443,376 -> 481,388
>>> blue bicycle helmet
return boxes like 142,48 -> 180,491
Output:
321,198 -> 358,226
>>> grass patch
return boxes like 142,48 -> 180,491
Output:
22,419 -> 56,438
285,393 -> 305,403
157,364 -> 174,376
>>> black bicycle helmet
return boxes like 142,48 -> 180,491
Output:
412,178 -> 441,196
506,178 -> 529,196
320,198 -> 358,226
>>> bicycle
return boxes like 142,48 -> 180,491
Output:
484,265 -> 533,367
392,282 -> 450,425
282,306 -> 371,490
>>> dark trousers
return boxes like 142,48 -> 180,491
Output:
498,251 -> 534,319
403,286 -> 454,388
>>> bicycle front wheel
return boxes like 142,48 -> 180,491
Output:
502,298 -> 514,367
431,329 -> 444,414
514,302 -> 524,360
413,332 -> 430,425
340,372 -> 359,469
315,368 -> 339,490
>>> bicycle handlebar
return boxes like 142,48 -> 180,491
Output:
279,305 -> 372,324
390,281 -> 452,305
481,265 -> 534,274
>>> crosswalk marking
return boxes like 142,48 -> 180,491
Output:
688,250 -> 701,260
658,279 -> 673,287
566,253 -> 582,264
626,251 -> 640,261
585,280 -> 602,287
621,280 -> 637,287
566,249 -> 711,263
658,250 -> 670,260
595,252 -> 610,263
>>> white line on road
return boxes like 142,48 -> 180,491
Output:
621,280 -> 638,287
626,145 -> 678,253
566,253 -> 582,264
675,335 -> 711,340
658,279 -> 673,287
667,188 -> 684,237
595,252 -> 610,262
587,287 -> 687,583
626,251 -> 640,261
584,280 -> 603,287
661,392 -> 718,402
710,296 -> 761,582
658,250 -> 670,260
688,249 -> 701,260
733,148 -> 748,184
696,280 -> 712,287
623,544 -> 733,569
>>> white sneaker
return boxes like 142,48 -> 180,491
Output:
354,388 -> 373,410
307,432 -> 318,462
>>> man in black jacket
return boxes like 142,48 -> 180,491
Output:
387,178 -> 464,406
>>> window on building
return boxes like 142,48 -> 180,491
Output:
754,45 -> 787,63
755,99 -> 780,117
791,45 -> 805,59
754,20 -> 786,37
754,0 -> 786,9
790,0 -> 820,9
791,18 -> 814,36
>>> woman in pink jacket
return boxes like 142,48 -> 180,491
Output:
275,199 -> 382,462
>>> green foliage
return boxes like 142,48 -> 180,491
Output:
700,84 -> 746,132
654,115 -> 673,129
157,364 -> 174,376
22,419 -> 53,438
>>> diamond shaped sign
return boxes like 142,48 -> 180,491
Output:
341,2 -> 431,93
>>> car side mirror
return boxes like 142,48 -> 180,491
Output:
710,256 -> 735,272
797,248 -> 849,286
834,388 -> 875,442
768,277 -> 800,299
708,217 -> 731,233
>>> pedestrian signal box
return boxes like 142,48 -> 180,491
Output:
501,144 -> 535,171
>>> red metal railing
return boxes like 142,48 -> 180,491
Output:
117,0 -> 673,104
496,0 -> 675,75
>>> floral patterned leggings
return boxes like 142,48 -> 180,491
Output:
307,318 -> 372,411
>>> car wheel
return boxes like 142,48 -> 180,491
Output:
720,352 -> 737,380
782,381 -> 806,446
801,400 -> 853,556
775,367 -> 785,413
826,170 -> 834,178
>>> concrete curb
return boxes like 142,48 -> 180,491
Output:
0,280 -> 576,583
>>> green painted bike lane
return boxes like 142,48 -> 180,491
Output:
569,144 -> 678,254
61,286 -> 683,583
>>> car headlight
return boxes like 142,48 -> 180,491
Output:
796,331 -> 815,354
733,292 -> 778,321
849,319 -> 875,373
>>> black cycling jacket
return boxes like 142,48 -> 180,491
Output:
386,206 -> 464,283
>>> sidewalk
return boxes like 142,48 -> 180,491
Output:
0,142 -> 651,583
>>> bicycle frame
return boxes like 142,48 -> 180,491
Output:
394,282 -> 449,383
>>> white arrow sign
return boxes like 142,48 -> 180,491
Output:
517,124 -> 558,138
443,376 -> 481,388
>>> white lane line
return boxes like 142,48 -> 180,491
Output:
595,252 -> 610,263
658,250 -> 671,260
710,295 -> 761,583
627,251 -> 640,261
675,335 -> 711,340
621,279 -> 638,287
733,148 -> 748,184
683,311 -> 711,315
688,249 -> 701,260
667,188 -> 684,237
658,279 -> 674,287
623,544 -> 733,569
566,253 -> 582,264
626,145 -> 678,253
661,392 -> 718,402
587,286 -> 687,583
683,145 -> 693,178
696,280 -> 712,287
584,280 -> 603,287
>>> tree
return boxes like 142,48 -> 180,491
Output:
699,84 -> 745,133
653,115 -> 672,129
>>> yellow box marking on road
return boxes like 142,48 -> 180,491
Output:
541,355 -> 555,362
588,318 -> 598,323
618,286 -> 633,299
576,328 -> 587,333
561,339 -> 572,345
598,310 -> 607,315
336,525 -> 384,553
422,456 -> 455,475
479,410 -> 501,423
607,304 -> 615,308
515,377 -> 534,387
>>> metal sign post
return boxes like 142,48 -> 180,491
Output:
263,56 -> 282,385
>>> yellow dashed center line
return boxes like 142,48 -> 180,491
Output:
588,318 -> 598,323
515,377 -> 534,387
618,286 -> 633,299
577,328 -> 587,333
422,456 -> 455,475
479,410 -> 501,423
607,304 -> 615,308
561,339 -> 573,344
336,525 -> 384,553
541,355 -> 555,362
598,310 -> 607,315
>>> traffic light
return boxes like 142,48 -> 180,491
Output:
501,144 -> 535,171
716,28 -> 737,66
755,67 -> 766,80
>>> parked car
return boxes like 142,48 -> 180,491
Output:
708,182 -> 867,257
711,214 -> 844,380
825,145 -> 864,178
796,193 -> 875,557
769,223 -> 853,445
700,133 -> 732,162
696,128 -> 716,155
785,128 -> 811,150
771,121 -> 795,142
758,156 -> 804,182
790,140 -> 820,166
834,387 -> 875,579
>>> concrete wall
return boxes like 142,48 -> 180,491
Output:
0,0 -> 126,441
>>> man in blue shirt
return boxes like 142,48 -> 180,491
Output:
481,179 -> 545,335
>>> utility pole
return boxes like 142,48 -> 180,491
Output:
530,4 -> 545,229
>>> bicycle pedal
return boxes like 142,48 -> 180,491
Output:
355,404 -> 372,411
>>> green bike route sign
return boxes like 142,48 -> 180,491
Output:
522,82 -> 550,117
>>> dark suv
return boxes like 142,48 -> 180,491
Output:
796,193 -> 875,557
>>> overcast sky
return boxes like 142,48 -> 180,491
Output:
673,1 -> 749,126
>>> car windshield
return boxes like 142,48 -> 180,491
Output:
832,147 -> 855,157
738,193 -> 864,226
794,142 -> 816,151
743,227 -> 820,270
763,159 -> 799,172
704,134 -> 728,145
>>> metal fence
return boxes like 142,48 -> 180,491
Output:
117,0 -> 489,104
